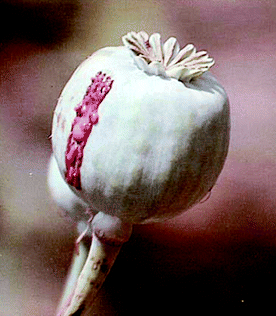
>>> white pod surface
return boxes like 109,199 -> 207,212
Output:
52,32 -> 230,224
47,154 -> 90,222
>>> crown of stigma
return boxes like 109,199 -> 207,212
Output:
122,31 -> 215,82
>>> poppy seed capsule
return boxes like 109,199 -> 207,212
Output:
52,31 -> 230,224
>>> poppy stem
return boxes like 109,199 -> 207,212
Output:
57,212 -> 132,316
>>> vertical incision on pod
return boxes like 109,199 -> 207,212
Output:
65,72 -> 114,190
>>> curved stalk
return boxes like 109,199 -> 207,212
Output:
56,241 -> 89,314
57,212 -> 133,316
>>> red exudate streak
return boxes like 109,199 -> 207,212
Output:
65,72 -> 114,190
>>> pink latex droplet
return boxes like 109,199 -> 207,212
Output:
72,117 -> 92,142
90,112 -> 99,125
65,72 -> 114,190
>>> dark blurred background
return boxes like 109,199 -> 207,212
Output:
0,0 -> 276,314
